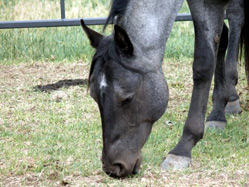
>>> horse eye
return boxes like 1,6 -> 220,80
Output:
121,95 -> 134,106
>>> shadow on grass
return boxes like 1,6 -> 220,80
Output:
34,79 -> 88,92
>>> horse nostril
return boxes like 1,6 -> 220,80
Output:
103,162 -> 128,178
113,163 -> 126,176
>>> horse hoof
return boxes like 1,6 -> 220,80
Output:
161,154 -> 191,170
225,99 -> 241,114
205,121 -> 226,130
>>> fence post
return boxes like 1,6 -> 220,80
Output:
60,0 -> 65,19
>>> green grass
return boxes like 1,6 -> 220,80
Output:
1,0 -> 249,186
0,0 -> 193,64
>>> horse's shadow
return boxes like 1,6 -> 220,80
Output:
34,79 -> 88,92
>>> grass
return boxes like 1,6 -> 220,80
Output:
0,0 -> 192,63
0,60 -> 248,186
0,0 -> 249,186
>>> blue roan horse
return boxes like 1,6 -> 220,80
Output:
81,0 -> 249,178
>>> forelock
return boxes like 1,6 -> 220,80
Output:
88,37 -> 119,86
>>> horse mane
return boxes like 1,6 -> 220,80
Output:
103,0 -> 130,30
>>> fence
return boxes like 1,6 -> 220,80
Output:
0,0 -> 192,29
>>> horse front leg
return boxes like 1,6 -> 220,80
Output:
161,0 -> 229,170
224,0 -> 244,114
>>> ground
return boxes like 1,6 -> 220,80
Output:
0,61 -> 248,186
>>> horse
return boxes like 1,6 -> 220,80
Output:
80,0 -> 249,178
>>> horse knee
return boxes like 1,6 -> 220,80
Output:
193,52 -> 215,84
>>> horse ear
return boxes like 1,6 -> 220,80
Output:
114,25 -> 133,57
80,19 -> 103,48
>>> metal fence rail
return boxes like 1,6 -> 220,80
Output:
0,14 -> 192,29
0,0 -> 192,29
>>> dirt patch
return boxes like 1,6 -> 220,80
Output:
0,61 -> 89,90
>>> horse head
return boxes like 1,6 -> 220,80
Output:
81,20 -> 168,178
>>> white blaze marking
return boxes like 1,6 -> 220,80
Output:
100,74 -> 107,89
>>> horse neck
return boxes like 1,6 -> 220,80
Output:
118,0 -> 184,63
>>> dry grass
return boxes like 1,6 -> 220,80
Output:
0,60 -> 248,186
1,166 -> 248,186
0,0 -> 110,21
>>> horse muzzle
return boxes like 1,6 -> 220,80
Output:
102,153 -> 142,178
